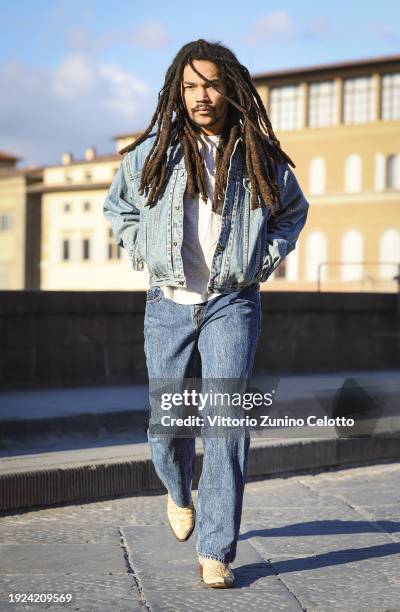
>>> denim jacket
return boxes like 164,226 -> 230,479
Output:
103,132 -> 309,292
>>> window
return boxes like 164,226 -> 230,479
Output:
65,172 -> 73,183
107,227 -> 122,260
62,239 -> 70,261
270,85 -> 303,131
285,247 -> 299,281
0,214 -> 12,231
379,229 -> 400,279
345,155 -> 362,193
382,73 -> 400,120
341,230 -> 363,281
374,153 -> 385,191
83,201 -> 91,211
386,154 -> 400,189
84,169 -> 92,181
308,80 -> 336,127
306,231 -> 327,282
343,77 -> 375,124
309,157 -> 326,195
63,202 -> 71,212
82,238 -> 91,260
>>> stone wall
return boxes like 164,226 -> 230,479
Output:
0,290 -> 398,389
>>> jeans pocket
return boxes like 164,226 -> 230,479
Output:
146,286 -> 163,304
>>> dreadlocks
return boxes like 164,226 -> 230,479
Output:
119,39 -> 295,215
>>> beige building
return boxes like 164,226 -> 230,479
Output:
0,153 -> 42,289
253,53 -> 400,292
31,140 -> 150,291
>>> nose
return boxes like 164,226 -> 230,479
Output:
196,87 -> 211,103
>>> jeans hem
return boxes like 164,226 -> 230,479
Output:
197,550 -> 231,564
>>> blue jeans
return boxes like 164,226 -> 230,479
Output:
144,284 -> 262,564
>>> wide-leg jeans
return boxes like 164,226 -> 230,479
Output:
144,284 -> 262,564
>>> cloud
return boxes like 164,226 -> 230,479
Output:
98,63 -> 150,118
125,20 -> 172,50
244,11 -> 339,46
47,1 -> 94,28
51,53 -> 98,98
63,21 -> 172,54
65,26 -> 114,54
368,21 -> 400,42
0,54 -> 152,166
247,11 -> 294,45
301,16 -> 333,40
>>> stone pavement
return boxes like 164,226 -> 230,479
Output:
0,461 -> 399,611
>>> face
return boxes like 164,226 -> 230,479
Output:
181,59 -> 229,136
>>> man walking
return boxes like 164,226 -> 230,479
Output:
103,39 -> 309,588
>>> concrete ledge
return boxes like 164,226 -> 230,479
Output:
1,291 -> 399,389
1,435 -> 399,511
0,410 -> 148,440
0,289 -> 397,314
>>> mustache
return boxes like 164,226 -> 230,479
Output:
193,105 -> 214,111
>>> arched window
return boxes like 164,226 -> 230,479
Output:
379,229 -> 400,279
306,231 -> 327,282
386,154 -> 400,189
309,157 -> 326,195
374,153 -> 385,191
286,246 -> 299,281
345,154 -> 362,193
341,230 -> 363,280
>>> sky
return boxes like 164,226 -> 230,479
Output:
1,0 -> 400,167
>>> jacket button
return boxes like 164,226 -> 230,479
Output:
173,241 -> 177,246
175,205 -> 180,210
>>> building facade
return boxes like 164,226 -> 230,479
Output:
253,53 -> 400,292
0,153 -> 42,289
32,140 -> 150,291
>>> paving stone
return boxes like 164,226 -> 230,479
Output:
355,504 -> 400,543
121,525 -> 303,610
297,463 -> 400,489
0,544 -> 126,575
317,486 -> 400,507
0,575 -> 145,611
240,507 -> 393,558
146,589 -> 302,611
0,494 -> 165,525
241,504 -> 389,529
0,523 -> 120,544
243,481 -> 343,509
260,544 -> 400,611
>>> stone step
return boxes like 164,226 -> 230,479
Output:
1,434 -> 399,511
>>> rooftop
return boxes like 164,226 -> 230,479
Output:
252,52 -> 400,81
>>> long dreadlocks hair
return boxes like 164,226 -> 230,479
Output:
119,39 -> 295,216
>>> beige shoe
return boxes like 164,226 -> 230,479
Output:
167,493 -> 196,542
198,556 -> 235,588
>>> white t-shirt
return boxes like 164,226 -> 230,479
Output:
162,134 -> 224,304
